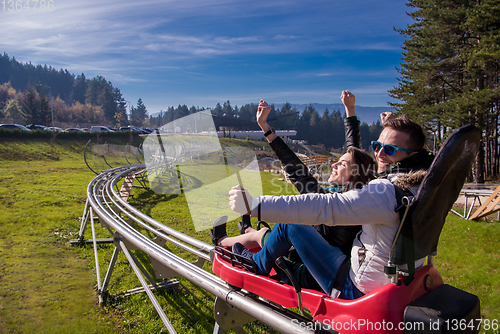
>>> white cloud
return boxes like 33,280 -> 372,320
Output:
1,0 -> 403,61
143,34 -> 267,56
0,0 -> 412,107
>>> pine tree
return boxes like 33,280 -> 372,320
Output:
213,103 -> 223,117
237,103 -> 257,120
222,100 -> 233,117
295,105 -> 312,143
389,0 -> 500,181
38,93 -> 51,125
21,88 -> 40,126
309,107 -> 320,145
112,87 -> 127,126
73,73 -> 87,104
131,98 -> 148,127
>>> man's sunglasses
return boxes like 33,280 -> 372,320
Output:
371,141 -> 415,157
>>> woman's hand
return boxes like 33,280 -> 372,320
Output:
229,185 -> 258,215
257,99 -> 277,142
341,90 -> 356,117
257,99 -> 272,127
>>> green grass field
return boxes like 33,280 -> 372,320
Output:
0,138 -> 499,333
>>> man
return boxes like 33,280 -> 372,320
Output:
375,112 -> 433,176
228,115 -> 434,300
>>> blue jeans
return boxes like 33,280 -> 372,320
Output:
253,223 -> 363,300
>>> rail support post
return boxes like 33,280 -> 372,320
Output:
213,297 -> 255,333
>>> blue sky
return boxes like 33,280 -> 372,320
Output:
1,0 -> 414,114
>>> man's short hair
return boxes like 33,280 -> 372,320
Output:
383,115 -> 426,151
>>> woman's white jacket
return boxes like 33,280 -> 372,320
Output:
255,177 -> 423,294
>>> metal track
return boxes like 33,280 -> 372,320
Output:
76,163 -> 316,334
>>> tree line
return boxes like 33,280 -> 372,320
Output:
0,69 -> 382,150
148,101 -> 383,151
389,0 -> 500,182
0,53 -> 129,127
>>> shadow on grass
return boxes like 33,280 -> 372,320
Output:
129,190 -> 180,217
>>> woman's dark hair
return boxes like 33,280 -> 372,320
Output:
345,146 -> 377,190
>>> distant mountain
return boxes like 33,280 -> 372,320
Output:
272,103 -> 394,125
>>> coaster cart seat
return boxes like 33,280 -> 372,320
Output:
211,125 -> 482,334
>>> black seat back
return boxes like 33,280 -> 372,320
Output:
392,124 -> 481,267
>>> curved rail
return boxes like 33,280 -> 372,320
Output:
77,163 -> 315,334
83,139 -> 99,175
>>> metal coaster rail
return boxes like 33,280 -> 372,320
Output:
77,163 -> 315,334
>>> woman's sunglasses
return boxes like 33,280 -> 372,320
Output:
371,141 -> 415,157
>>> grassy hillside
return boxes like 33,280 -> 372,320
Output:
0,138 -> 498,333
0,139 -> 123,333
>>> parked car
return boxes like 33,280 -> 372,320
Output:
47,126 -> 64,132
65,128 -> 86,132
90,126 -> 115,132
0,124 -> 31,131
25,124 -> 49,131
119,126 -> 149,134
